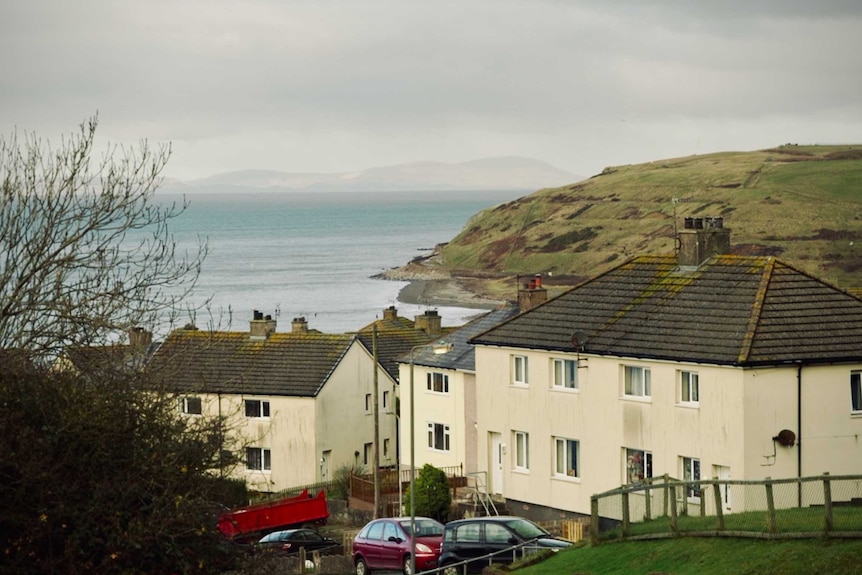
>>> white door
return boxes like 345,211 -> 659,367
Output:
321,450 -> 331,481
715,465 -> 732,512
489,432 -> 504,495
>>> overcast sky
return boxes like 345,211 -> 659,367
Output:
2,0 -> 860,181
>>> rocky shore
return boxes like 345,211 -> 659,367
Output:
375,261 -> 508,310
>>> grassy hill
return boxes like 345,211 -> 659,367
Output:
427,145 -> 862,300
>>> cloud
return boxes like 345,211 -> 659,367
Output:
1,0 -> 860,180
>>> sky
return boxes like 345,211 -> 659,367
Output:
2,0 -> 860,182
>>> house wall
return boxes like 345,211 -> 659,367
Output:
399,363 -> 469,474
316,343 -> 398,477
476,346 -> 862,518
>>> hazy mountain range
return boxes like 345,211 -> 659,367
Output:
161,157 -> 580,193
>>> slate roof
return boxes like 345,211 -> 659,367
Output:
355,314 -> 456,381
147,329 -> 356,396
471,255 -> 862,367
407,306 -> 521,372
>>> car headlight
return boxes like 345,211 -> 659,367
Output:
415,543 -> 433,553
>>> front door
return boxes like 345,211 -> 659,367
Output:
320,450 -> 331,481
489,432 -> 504,495
715,465 -> 732,512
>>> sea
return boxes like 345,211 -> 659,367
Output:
150,189 -> 529,334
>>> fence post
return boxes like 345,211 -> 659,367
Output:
299,548 -> 307,574
765,477 -> 777,534
712,480 -> 725,531
621,489 -> 630,538
669,482 -> 678,534
590,496 -> 600,543
662,474 -> 669,517
823,472 -> 833,535
644,476 -> 652,521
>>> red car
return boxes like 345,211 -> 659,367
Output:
352,516 -> 444,575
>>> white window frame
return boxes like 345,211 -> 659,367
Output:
552,358 -> 578,390
514,430 -> 530,471
245,399 -> 271,418
554,437 -> 580,479
427,371 -> 450,394
512,355 -> 529,386
180,396 -> 202,415
624,447 -> 652,484
852,371 -> 862,414
365,393 -> 372,413
383,438 -> 390,459
682,456 -> 702,500
679,370 -> 699,405
363,442 -> 372,465
427,422 -> 451,452
383,390 -> 389,410
624,365 -> 651,398
246,447 -> 271,471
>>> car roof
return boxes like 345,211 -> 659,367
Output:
445,516 -> 530,526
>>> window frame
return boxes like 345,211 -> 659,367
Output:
679,370 -> 699,405
852,371 -> 862,414
623,365 -> 651,398
180,396 -> 202,415
244,399 -> 271,418
512,355 -> 529,386
553,437 -> 580,479
246,447 -> 271,471
624,447 -> 652,484
682,456 -> 702,500
552,358 -> 578,390
427,422 -> 451,452
426,371 -> 450,394
514,430 -> 530,471
383,390 -> 390,410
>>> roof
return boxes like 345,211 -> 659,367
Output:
471,255 -> 862,367
147,329 -> 356,396
406,306 -> 521,372
355,314 -> 455,381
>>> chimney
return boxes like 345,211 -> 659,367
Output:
414,310 -> 442,336
128,327 -> 153,349
383,306 -> 398,321
291,316 -> 309,334
518,274 -> 548,312
249,310 -> 277,340
677,216 -> 731,267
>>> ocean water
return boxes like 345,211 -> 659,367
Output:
152,189 -> 528,334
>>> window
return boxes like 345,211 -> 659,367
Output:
427,371 -> 450,393
246,447 -> 271,471
427,422 -> 451,451
363,442 -> 372,465
365,393 -> 372,413
680,370 -> 699,404
383,438 -> 390,459
624,366 -> 651,398
180,396 -> 202,415
554,438 -> 580,478
852,371 -> 862,413
552,359 -> 577,389
512,355 -> 529,385
625,448 -> 652,483
682,457 -> 702,499
485,523 -> 512,543
514,431 -> 529,470
245,399 -> 270,418
383,390 -> 389,410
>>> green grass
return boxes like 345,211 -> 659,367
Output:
517,538 -> 862,575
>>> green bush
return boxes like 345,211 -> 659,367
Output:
405,464 -> 452,522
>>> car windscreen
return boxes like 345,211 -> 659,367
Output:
505,519 -> 549,539
399,518 -> 443,537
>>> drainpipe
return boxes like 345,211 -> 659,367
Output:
797,364 -> 802,508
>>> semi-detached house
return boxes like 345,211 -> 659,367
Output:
469,218 -> 862,522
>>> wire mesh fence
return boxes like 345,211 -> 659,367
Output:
591,473 -> 862,541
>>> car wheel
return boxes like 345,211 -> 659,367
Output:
355,557 -> 370,575
441,563 -> 460,575
402,555 -> 413,575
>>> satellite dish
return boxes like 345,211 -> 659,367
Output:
571,330 -> 588,351
773,429 -> 796,447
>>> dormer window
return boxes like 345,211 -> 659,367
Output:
245,399 -> 270,418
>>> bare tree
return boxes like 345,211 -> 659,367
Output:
0,116 -> 206,355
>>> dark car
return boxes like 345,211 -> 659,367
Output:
256,528 -> 339,556
438,516 -> 571,574
351,516 -> 444,575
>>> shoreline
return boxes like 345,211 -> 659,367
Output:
396,278 -> 505,309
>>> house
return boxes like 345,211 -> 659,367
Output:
53,327 -> 156,376
147,312 -> 396,493
469,217 -> 862,522
398,306 -> 526,480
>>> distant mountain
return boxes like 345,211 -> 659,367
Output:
161,157 -> 580,193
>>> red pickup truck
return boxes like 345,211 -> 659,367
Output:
218,489 -> 329,542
